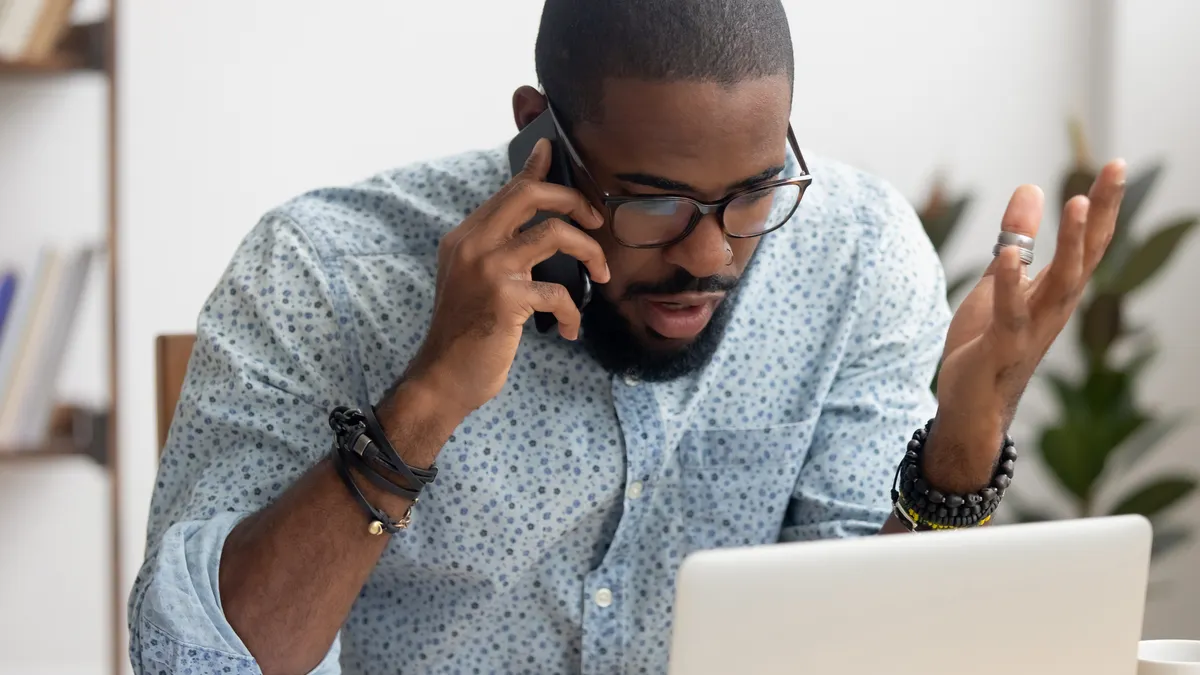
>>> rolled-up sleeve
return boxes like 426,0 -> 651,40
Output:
779,179 -> 951,541
129,213 -> 362,674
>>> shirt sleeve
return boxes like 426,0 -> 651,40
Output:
128,213 -> 362,674
779,180 -> 952,542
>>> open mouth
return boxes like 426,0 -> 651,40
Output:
639,293 -> 725,340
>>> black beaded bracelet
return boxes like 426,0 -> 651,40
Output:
889,419 -> 1018,531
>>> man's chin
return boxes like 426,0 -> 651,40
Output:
579,293 -> 736,383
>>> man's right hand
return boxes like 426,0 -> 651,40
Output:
403,137 -> 611,418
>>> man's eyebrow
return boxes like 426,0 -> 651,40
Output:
614,164 -> 787,196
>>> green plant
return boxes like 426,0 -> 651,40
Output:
916,175 -> 986,395
1010,120 -> 1199,560
916,174 -> 983,304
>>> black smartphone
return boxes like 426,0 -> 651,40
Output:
507,110 -> 593,334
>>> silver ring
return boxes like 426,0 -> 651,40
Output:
993,232 -> 1034,265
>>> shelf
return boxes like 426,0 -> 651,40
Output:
0,407 -> 109,465
0,55 -> 100,75
0,438 -> 107,466
0,21 -> 108,77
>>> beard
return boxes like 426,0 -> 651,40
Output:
578,264 -> 749,382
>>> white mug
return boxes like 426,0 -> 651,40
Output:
1140,640 -> 1200,674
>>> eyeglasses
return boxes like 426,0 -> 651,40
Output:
544,99 -> 813,249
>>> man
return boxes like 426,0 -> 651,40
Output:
128,0 -> 1125,673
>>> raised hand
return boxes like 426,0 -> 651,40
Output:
926,160 -> 1127,492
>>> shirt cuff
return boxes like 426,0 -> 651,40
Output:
132,512 -> 342,674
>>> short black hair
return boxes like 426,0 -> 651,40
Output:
534,0 -> 795,128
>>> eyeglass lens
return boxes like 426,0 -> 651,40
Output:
611,183 -> 804,247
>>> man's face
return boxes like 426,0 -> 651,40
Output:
515,76 -> 794,380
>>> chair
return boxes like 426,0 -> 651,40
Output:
155,333 -> 196,452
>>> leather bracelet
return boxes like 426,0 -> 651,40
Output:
360,404 -> 438,486
329,406 -> 438,495
330,445 -> 411,536
340,443 -> 423,501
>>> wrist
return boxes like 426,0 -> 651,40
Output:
922,411 -> 1005,494
376,376 -> 466,469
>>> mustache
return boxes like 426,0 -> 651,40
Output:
620,268 -> 740,300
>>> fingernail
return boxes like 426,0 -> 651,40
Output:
603,262 -> 611,281
591,205 -> 604,224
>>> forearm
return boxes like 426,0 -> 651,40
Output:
219,380 -> 460,674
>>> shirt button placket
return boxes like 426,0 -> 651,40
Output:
626,481 -> 643,500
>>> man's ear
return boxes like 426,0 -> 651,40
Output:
512,85 -> 548,131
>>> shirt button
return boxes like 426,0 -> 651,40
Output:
626,481 -> 644,500
623,374 -> 639,387
594,588 -> 614,608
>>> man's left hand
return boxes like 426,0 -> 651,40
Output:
925,159 -> 1127,493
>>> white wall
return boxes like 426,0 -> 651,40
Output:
0,2 -> 111,672
1105,0 -> 1200,639
4,1 -> 1196,673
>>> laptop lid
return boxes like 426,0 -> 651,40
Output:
668,515 -> 1151,675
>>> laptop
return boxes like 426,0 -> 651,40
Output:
668,515 -> 1152,674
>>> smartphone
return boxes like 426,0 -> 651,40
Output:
507,109 -> 593,334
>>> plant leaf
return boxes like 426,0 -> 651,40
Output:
1078,292 -> 1123,364
1110,217 -> 1200,295
1111,478 -> 1198,518
1112,164 -> 1164,255
1124,342 -> 1158,379
1109,414 -> 1187,472
921,195 -> 972,253
1043,372 -> 1087,423
1152,526 -> 1191,559
1040,425 -> 1093,500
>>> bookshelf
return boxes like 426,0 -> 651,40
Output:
0,6 -> 122,675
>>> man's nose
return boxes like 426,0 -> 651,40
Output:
661,215 -> 728,279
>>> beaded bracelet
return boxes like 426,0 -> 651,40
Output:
890,419 -> 1018,531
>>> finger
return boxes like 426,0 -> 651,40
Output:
993,246 -> 1031,336
466,139 -> 557,224
1030,195 -> 1089,318
984,185 -> 1044,277
493,178 -> 606,240
519,137 -> 554,182
511,280 -> 583,341
1082,159 -> 1127,273
503,217 -> 611,283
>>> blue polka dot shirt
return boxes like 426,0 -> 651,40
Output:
128,144 -> 950,674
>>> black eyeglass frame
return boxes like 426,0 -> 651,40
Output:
543,99 -> 813,249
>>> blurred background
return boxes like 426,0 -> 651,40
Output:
0,1 -> 1197,674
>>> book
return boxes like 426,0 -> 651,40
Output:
0,248 -> 54,436
0,245 -> 97,449
22,0 -> 72,62
0,0 -> 44,61
14,246 -> 96,446
0,271 -> 16,344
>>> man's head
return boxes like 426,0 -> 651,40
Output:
517,0 -> 798,381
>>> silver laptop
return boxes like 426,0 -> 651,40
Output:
668,515 -> 1151,674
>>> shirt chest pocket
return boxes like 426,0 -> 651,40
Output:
677,423 -> 813,468
673,424 -> 813,549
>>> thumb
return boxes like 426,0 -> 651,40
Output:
520,137 -> 553,181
